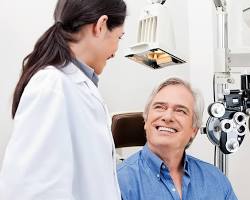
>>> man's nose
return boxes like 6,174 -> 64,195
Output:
161,109 -> 174,122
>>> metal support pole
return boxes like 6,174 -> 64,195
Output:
214,146 -> 228,175
213,0 -> 229,176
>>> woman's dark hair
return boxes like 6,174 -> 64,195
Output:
12,0 -> 127,118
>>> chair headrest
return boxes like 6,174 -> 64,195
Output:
111,112 -> 147,148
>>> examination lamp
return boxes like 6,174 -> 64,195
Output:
125,0 -> 186,69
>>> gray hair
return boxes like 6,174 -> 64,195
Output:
143,77 -> 204,129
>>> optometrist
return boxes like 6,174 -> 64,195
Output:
0,0 -> 126,199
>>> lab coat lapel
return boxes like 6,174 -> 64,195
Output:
61,62 -> 105,104
63,63 -> 117,184
61,62 -> 113,133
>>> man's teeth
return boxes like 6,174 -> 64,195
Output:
158,126 -> 177,133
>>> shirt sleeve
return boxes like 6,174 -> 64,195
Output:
0,71 -> 75,199
224,176 -> 238,200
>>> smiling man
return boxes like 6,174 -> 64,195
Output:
117,78 -> 238,200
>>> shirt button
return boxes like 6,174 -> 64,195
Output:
162,165 -> 166,169
156,174 -> 160,179
172,188 -> 176,192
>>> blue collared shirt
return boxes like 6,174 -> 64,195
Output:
72,59 -> 99,87
117,144 -> 237,200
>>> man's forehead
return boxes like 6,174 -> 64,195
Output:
152,85 -> 194,109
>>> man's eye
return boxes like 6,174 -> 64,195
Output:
176,109 -> 187,114
154,105 -> 164,110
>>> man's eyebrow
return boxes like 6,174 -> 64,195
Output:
152,102 -> 191,112
152,101 -> 167,106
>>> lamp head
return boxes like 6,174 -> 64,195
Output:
125,2 -> 186,69
126,47 -> 185,69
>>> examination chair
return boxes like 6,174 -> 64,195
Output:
111,112 -> 147,161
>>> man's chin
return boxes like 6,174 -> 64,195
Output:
149,138 -> 172,147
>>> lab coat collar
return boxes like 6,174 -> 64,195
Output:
60,62 -> 104,103
60,62 -> 90,83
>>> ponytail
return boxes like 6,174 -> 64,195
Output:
12,23 -> 74,118
12,0 -> 127,118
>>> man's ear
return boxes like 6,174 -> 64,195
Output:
144,121 -> 147,130
93,15 -> 108,37
192,127 -> 198,138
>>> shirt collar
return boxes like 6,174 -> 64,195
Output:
183,153 -> 190,175
72,59 -> 99,87
141,144 -> 164,176
141,144 -> 190,177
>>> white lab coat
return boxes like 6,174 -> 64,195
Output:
0,62 -> 121,200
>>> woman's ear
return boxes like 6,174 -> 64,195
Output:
93,15 -> 108,37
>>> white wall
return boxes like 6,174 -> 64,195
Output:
187,0 -> 215,164
0,0 -> 58,166
0,0 -> 249,199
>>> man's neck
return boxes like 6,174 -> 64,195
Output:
149,144 -> 184,170
149,145 -> 185,199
